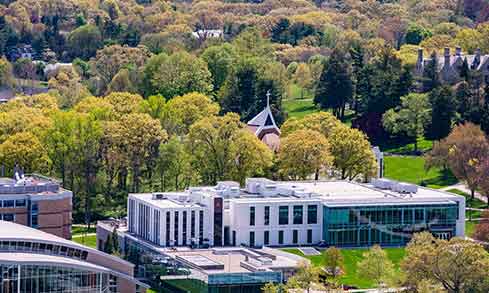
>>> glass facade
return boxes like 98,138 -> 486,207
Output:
307,205 -> 317,224
0,241 -> 88,260
323,204 -> 458,246
0,264 -> 116,293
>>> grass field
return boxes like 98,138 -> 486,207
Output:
72,235 -> 97,249
379,137 -> 433,154
384,156 -> 457,189
282,247 -> 405,289
72,225 -> 97,235
283,98 -> 318,119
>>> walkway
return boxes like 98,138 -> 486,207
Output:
441,183 -> 487,204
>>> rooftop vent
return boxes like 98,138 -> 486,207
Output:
391,182 -> 418,194
152,193 -> 167,200
372,178 -> 394,190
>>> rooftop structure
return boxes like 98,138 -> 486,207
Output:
415,47 -> 489,84
0,174 -> 72,239
123,177 -> 464,250
0,221 -> 148,292
247,91 -> 281,151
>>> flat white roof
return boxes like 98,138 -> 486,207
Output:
130,193 -> 204,209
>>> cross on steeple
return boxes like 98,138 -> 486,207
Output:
266,90 -> 271,108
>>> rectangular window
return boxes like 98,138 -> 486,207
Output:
199,210 -> 204,245
15,199 -> 26,207
174,211 -> 179,246
249,231 -> 255,247
279,206 -> 289,225
307,205 -> 318,224
182,211 -> 187,246
3,200 -> 14,208
307,229 -> 312,243
292,230 -> 298,244
264,231 -> 269,245
415,209 -> 424,224
191,211 -> 196,238
2,214 -> 14,222
293,206 -> 303,224
249,207 -> 255,226
31,215 -> 38,228
166,211 -> 171,246
264,206 -> 270,225
278,231 -> 284,245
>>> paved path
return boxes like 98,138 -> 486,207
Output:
441,183 -> 487,204
72,233 -> 96,238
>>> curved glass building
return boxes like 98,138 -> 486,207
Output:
0,221 -> 148,293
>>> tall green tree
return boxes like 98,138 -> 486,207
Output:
314,48 -> 353,120
358,245 -> 395,289
383,93 -> 431,152
67,24 -> 103,60
422,52 -> 440,92
427,85 -> 457,140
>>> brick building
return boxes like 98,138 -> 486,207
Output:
0,174 -> 72,239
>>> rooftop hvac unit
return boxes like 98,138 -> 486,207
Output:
372,178 -> 394,190
392,182 -> 418,194
152,193 -> 167,200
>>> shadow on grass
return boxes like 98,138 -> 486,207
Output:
421,169 -> 458,188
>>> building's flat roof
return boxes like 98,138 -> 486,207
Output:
130,193 -> 204,209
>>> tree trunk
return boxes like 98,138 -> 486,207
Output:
471,189 -> 475,200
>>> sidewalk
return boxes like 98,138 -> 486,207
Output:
440,183 -> 487,204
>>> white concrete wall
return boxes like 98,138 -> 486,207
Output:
229,200 -> 323,247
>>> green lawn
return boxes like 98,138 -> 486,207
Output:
282,247 -> 405,289
446,188 -> 488,218
384,156 -> 457,189
283,98 -> 318,119
379,137 -> 433,154
72,225 -> 97,235
72,235 -> 97,249
465,221 -> 478,237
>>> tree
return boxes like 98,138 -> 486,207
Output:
157,136 -> 195,191
201,44 -> 237,92
48,67 -> 90,109
286,262 -> 321,293
90,45 -> 151,95
481,85 -> 489,135
314,48 -> 353,120
443,123 -> 489,199
329,125 -> 378,180
357,245 -> 395,288
405,23 -> 432,45
427,85 -> 457,140
143,51 -> 213,99
281,112 -> 341,138
473,211 -> 489,241
278,129 -> 332,180
67,24 -> 102,60
402,232 -> 489,293
476,161 -> 489,207
293,63 -> 313,100
383,93 -> 431,152
323,247 -> 344,279
261,282 -> 282,293
422,52 -> 440,92
104,92 -> 143,117
107,68 -> 138,94
0,131 -> 50,174
0,58 -> 13,88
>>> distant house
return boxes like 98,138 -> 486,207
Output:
415,47 -> 489,84
191,29 -> 224,41
43,62 -> 72,77
247,92 -> 281,151
7,45 -> 35,61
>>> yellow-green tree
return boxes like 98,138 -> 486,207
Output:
329,125 -> 377,180
104,92 -> 143,117
278,129 -> 332,180
357,245 -> 395,289
286,261 -> 322,293
0,131 -> 50,174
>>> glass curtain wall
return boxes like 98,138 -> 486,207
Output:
323,204 -> 458,246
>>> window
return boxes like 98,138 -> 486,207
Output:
249,231 -> 255,247
2,214 -> 14,222
15,199 -> 26,207
174,212 -> 179,246
264,206 -> 270,225
415,209 -> 424,224
292,230 -> 298,244
199,210 -> 204,245
278,231 -> 284,245
182,211 -> 187,246
293,206 -> 303,224
191,211 -> 196,238
264,231 -> 269,245
3,200 -> 14,208
279,206 -> 289,225
249,207 -> 255,226
166,212 -> 171,246
307,205 -> 318,224
31,215 -> 38,228
307,229 -> 312,243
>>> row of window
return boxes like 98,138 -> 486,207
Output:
250,205 -> 318,226
248,229 -> 314,246
0,199 -> 26,208
165,210 -> 204,246
0,241 -> 89,260
0,214 -> 14,222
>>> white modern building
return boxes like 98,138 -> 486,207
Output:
127,178 -> 465,248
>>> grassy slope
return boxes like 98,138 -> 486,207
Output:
384,156 -> 457,189
282,247 -> 405,289
283,98 -> 318,119
72,235 -> 97,249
